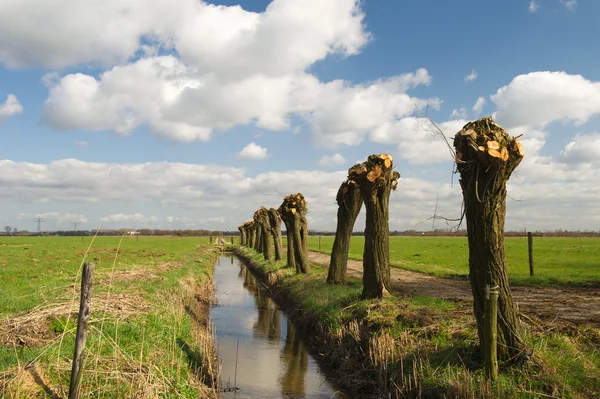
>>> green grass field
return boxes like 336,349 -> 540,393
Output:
306,236 -> 600,286
0,236 -> 217,398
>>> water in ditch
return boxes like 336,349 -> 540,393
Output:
211,255 -> 347,398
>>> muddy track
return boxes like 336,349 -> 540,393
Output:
308,251 -> 600,327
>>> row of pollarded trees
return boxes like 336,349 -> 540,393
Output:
237,195 -> 311,274
237,116 -> 526,364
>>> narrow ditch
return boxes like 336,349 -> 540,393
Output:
210,254 -> 347,398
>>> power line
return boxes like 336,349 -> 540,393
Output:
33,217 -> 45,234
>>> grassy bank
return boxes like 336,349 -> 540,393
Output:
304,236 -> 600,287
0,236 -> 218,398
235,245 -> 600,398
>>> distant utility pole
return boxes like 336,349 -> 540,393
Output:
432,193 -> 439,231
34,217 -> 45,234
73,222 -> 80,232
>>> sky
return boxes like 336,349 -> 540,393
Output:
0,0 -> 599,232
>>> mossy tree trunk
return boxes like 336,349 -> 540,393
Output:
454,116 -> 526,363
249,223 -> 257,249
255,207 -> 273,261
268,208 -> 284,261
238,226 -> 246,246
327,180 -> 362,284
279,194 -> 309,274
350,155 -> 400,299
281,218 -> 296,270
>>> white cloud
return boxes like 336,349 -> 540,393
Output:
236,142 -> 269,160
560,133 -> 600,163
450,107 -> 468,120
316,153 -> 347,168
0,94 -> 23,123
370,117 -> 467,164
464,69 -> 477,82
75,140 -> 89,147
559,0 -> 577,10
529,1 -> 541,13
491,71 -> 600,129
18,212 -> 88,224
1,158 -> 599,231
100,213 -> 158,224
0,0 -> 368,71
472,97 -> 486,116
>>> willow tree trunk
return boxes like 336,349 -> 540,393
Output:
291,213 -> 309,273
238,227 -> 246,246
282,219 -> 296,270
279,194 -> 309,274
254,223 -> 263,253
257,208 -> 273,261
350,155 -> 399,299
454,117 -> 525,363
249,225 -> 256,249
268,208 -> 283,261
327,180 -> 362,284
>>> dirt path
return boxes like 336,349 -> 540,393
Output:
308,251 -> 600,327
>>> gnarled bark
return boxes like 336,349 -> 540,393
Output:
238,225 -> 246,246
268,208 -> 283,261
454,116 -> 525,363
327,180 -> 362,284
349,154 -> 400,299
278,194 -> 310,274
254,207 -> 273,260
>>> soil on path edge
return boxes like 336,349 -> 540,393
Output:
307,251 -> 600,327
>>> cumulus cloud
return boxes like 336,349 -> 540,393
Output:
529,1 -> 540,13
236,142 -> 269,160
559,0 -> 577,10
464,69 -> 477,82
450,107 -> 468,120
491,71 -> 600,129
0,94 -> 23,123
316,153 -> 347,168
0,0 -> 368,71
27,212 -> 88,224
100,213 -> 158,224
472,97 -> 486,116
560,133 -> 600,164
0,158 -> 599,231
370,117 -> 467,164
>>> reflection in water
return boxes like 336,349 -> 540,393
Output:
211,256 -> 346,399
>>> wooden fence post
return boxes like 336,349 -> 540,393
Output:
231,236 -> 234,244
318,235 -> 321,251
484,284 -> 499,381
528,232 -> 534,276
69,262 -> 95,399
210,236 -> 213,244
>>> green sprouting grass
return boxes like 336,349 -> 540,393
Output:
240,246 -> 600,398
0,236 -> 217,398
306,236 -> 600,286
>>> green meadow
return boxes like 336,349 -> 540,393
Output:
306,236 -> 600,286
0,236 -> 217,398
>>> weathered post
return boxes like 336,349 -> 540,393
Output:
210,236 -> 213,244
528,232 -> 534,277
484,285 -> 499,380
318,235 -> 321,251
69,262 -> 95,399
231,236 -> 234,244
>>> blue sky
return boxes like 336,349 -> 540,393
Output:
0,0 -> 599,232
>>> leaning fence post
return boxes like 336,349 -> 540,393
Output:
484,284 -> 499,380
69,262 -> 95,399
528,232 -> 534,276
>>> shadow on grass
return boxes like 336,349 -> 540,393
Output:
176,338 -> 216,388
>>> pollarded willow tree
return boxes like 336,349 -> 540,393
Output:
268,208 -> 283,261
246,220 -> 257,249
349,154 -> 400,299
454,116 -> 525,362
327,179 -> 363,284
238,225 -> 246,246
254,207 -> 273,260
278,193 -> 310,274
